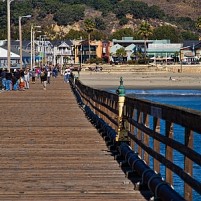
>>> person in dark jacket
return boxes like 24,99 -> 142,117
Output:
1,69 -> 6,90
12,73 -> 18,91
5,71 -> 12,91
40,68 -> 47,90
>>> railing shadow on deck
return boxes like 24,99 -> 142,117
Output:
70,75 -> 201,201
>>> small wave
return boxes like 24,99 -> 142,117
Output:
126,89 -> 201,97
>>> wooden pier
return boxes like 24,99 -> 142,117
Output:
0,77 -> 148,201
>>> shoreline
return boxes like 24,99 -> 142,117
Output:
77,71 -> 201,90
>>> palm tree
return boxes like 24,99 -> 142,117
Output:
137,21 -> 153,63
84,18 -> 95,62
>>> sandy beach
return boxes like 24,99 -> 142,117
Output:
77,71 -> 201,90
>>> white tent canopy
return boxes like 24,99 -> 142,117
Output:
0,47 -> 20,58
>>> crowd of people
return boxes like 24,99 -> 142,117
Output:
0,65 -> 63,92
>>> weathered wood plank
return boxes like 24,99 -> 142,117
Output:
0,76 -> 147,200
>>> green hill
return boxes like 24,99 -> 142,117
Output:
0,0 -> 200,41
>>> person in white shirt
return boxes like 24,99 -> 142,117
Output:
64,67 -> 71,83
47,69 -> 51,84
24,69 -> 30,89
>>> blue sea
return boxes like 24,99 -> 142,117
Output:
111,89 -> 201,200
126,89 -> 201,111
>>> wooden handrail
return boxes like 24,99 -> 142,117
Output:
73,76 -> 201,201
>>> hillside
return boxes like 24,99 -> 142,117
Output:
138,0 -> 201,20
0,0 -> 200,40
33,0 -> 201,38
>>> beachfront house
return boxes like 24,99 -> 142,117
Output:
0,40 -> 32,69
110,38 -> 177,64
147,40 -> 182,65
180,40 -> 201,64
74,40 -> 105,64
125,44 -> 136,61
0,46 -> 20,69
101,40 -> 111,63
52,40 -> 74,66
110,43 -> 124,64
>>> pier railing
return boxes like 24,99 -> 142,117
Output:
72,76 -> 201,201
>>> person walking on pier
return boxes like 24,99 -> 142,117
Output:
1,69 -> 6,90
31,69 -> 36,84
12,73 -> 18,91
24,69 -> 30,89
18,76 -> 25,91
5,70 -> 12,91
47,68 -> 51,84
40,68 -> 47,90
64,67 -> 71,83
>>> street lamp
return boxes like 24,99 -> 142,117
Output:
3,0 -> 14,72
33,30 -> 41,69
19,15 -> 31,70
40,35 -> 47,67
80,36 -> 83,68
30,25 -> 41,70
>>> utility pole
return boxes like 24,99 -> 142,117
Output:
30,24 -> 41,70
5,0 -> 14,72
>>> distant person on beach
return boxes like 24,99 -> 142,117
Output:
169,77 -> 176,81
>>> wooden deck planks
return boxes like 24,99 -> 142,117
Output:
0,76 -> 148,201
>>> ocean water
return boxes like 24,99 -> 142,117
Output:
111,89 -> 201,200
126,89 -> 201,111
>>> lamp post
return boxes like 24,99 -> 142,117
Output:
19,15 -> 31,70
80,36 -> 83,68
4,0 -> 14,72
33,30 -> 41,69
180,49 -> 182,73
30,25 -> 41,70
38,35 -> 43,66
40,35 -> 47,67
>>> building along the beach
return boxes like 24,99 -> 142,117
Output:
147,41 -> 182,65
109,37 -> 178,63
180,40 -> 201,64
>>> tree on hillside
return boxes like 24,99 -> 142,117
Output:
181,31 -> 199,40
152,25 -> 182,42
65,30 -> 86,40
195,17 -> 201,30
94,17 -> 106,30
90,30 -> 107,40
84,18 -> 95,62
54,5 -> 85,26
195,17 -> 201,38
137,21 -> 153,61
109,28 -> 134,40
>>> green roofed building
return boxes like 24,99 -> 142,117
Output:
147,41 -> 182,64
